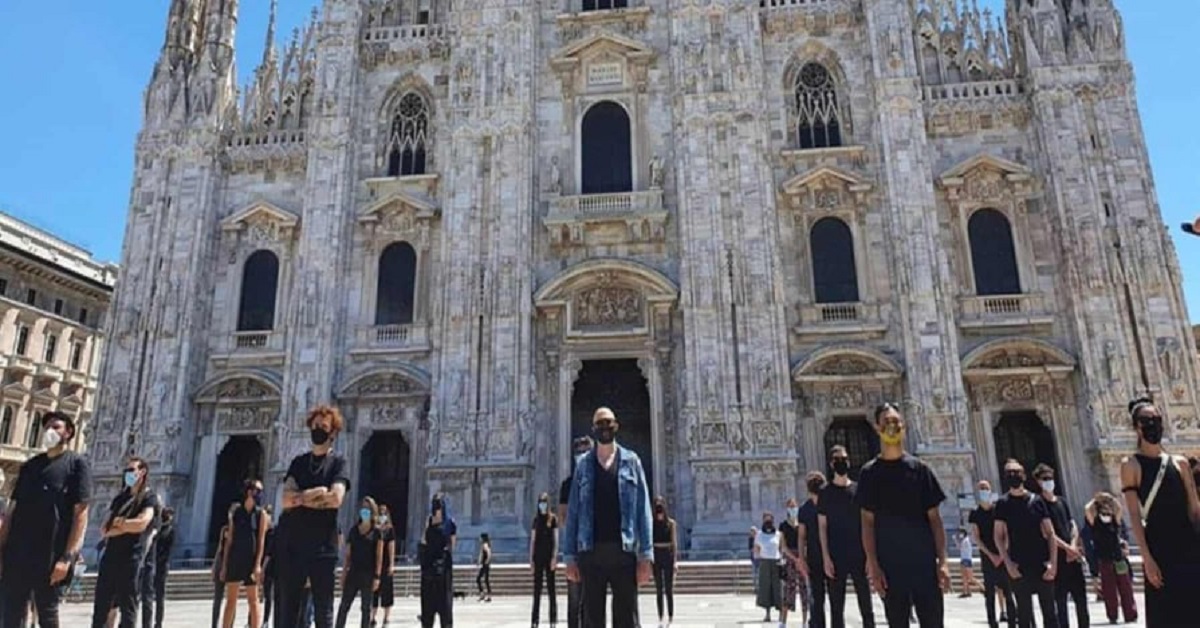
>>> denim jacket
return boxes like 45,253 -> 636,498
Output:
562,443 -> 654,565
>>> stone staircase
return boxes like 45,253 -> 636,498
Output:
72,560 -> 1143,602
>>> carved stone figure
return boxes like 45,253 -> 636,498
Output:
574,287 -> 642,329
648,154 -> 664,189
1103,341 -> 1121,384
1157,337 -> 1182,381
701,360 -> 719,409
547,157 -> 561,194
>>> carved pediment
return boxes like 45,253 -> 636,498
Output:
551,32 -> 654,91
2,381 -> 30,399
792,346 -> 903,382
781,166 -> 873,209
195,372 -> 283,404
938,153 -> 1034,202
961,338 -> 1075,378
220,200 -> 300,239
358,192 -> 440,230
337,366 -> 431,400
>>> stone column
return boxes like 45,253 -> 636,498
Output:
188,432 -> 230,550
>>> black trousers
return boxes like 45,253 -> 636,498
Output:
579,544 -> 639,628
91,561 -> 140,628
334,572 -> 374,628
880,563 -> 943,627
262,571 -> 274,627
419,562 -> 454,628
808,561 -> 827,628
532,559 -> 558,625
652,550 -> 674,621
211,579 -> 224,628
152,564 -> 168,628
566,580 -> 584,628
139,561 -> 156,628
1012,566 -> 1058,628
827,558 -> 875,628
1,567 -> 63,628
1053,561 -> 1088,628
1144,561 -> 1200,628
981,557 -> 1017,628
278,555 -> 337,628
475,565 -> 491,595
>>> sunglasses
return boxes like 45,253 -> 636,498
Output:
832,457 -> 849,463
124,468 -> 138,474
594,419 -> 616,428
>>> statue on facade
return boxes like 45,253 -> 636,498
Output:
547,157 -> 561,194
649,154 -> 664,189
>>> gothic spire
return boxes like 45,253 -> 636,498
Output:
262,0 -> 279,67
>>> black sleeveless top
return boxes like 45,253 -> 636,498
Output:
1136,455 -> 1200,566
653,518 -> 673,546
421,516 -> 451,575
229,505 -> 263,560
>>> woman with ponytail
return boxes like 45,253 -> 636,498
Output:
335,497 -> 383,628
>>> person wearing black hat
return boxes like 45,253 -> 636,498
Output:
0,411 -> 92,628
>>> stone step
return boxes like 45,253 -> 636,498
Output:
73,560 -> 1144,602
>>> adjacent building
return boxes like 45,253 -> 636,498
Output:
0,212 -> 115,496
91,0 -> 1200,559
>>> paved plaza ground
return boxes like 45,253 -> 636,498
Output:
57,592 -> 1147,627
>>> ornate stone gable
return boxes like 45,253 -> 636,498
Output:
937,153 -> 1035,204
550,32 -> 655,95
219,200 -> 301,246
779,165 -> 873,213
338,370 -> 429,400
357,191 -> 440,246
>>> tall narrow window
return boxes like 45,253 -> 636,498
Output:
968,208 -> 1021,295
237,250 -> 281,331
0,279 -> 8,297
53,299 -> 64,315
15,326 -> 29,356
810,217 -> 860,304
376,242 -> 418,326
27,412 -> 42,449
25,289 -> 36,306
0,406 -> 13,444
794,63 -> 843,149
79,307 -> 89,325
580,101 -> 632,194
582,0 -> 627,10
44,334 -> 57,363
70,342 -> 84,371
921,45 -> 941,84
386,93 -> 430,177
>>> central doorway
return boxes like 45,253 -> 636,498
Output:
570,359 -> 653,495
824,416 -> 880,481
360,431 -> 412,552
208,436 -> 265,555
993,410 -> 1059,491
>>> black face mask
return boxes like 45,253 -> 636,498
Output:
431,499 -> 443,512
593,424 -> 616,445
1139,418 -> 1164,445
310,427 -> 331,446
1004,473 -> 1025,490
832,460 -> 850,476
762,520 -> 775,532
654,505 -> 665,514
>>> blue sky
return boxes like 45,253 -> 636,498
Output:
0,1 -> 1197,318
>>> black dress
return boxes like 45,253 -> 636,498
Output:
224,505 -> 263,585
1136,454 -> 1200,627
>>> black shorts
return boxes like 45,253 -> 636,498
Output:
224,557 -> 257,586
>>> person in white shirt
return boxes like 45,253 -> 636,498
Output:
754,513 -> 784,626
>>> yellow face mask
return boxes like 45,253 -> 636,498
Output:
879,424 -> 904,447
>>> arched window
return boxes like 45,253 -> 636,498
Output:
794,63 -> 843,149
583,0 -> 627,11
580,101 -> 632,194
237,250 -> 280,331
968,209 -> 1021,295
386,93 -> 430,177
921,45 -> 941,84
0,406 -> 13,444
810,217 -> 860,304
375,242 -> 418,326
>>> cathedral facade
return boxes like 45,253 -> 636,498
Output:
89,0 -> 1200,559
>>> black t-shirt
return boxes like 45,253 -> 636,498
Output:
284,451 -> 351,557
142,490 -> 164,566
5,451 -> 92,572
994,492 -> 1050,569
779,520 -> 800,553
1043,498 -> 1074,564
855,454 -> 946,572
968,506 -> 999,554
796,501 -> 823,566
592,454 -> 621,544
346,526 -> 380,575
559,477 -> 572,507
532,514 -> 558,561
1090,514 -> 1123,561
818,482 -> 863,564
102,490 -> 162,567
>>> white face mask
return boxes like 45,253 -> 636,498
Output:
1040,480 -> 1055,494
1099,514 -> 1113,524
978,490 -> 993,504
42,428 -> 62,449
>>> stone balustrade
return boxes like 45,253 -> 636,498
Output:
923,79 -> 1024,102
